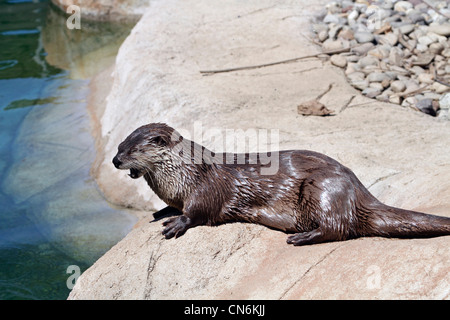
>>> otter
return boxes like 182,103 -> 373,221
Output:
112,123 -> 450,246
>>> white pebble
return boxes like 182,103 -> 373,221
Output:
330,54 -> 348,68
391,80 -> 407,93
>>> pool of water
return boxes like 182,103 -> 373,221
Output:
0,0 -> 136,299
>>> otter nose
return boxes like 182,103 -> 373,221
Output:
112,156 -> 122,168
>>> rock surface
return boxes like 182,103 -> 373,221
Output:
69,217 -> 450,299
73,0 -> 450,299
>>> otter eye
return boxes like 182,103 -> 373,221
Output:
127,147 -> 138,155
151,136 -> 167,147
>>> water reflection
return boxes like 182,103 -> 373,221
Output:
42,4 -> 133,79
0,0 -> 136,299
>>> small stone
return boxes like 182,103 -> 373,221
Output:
416,98 -> 437,116
318,30 -> 328,42
415,3 -> 428,12
348,10 -> 359,21
412,53 -> 435,66
361,65 -> 379,75
369,82 -> 384,90
313,23 -> 328,34
348,75 -> 369,91
351,42 -> 375,55
391,80 -> 406,93
431,82 -> 449,94
424,92 -> 443,100
362,87 -> 381,98
429,42 -> 444,54
435,56 -> 445,63
381,78 -> 391,88
354,31 -> 375,43
439,93 -> 450,110
437,108 -> 449,119
427,32 -> 446,43
326,2 -> 341,14
323,14 -> 340,24
441,48 -> 450,58
378,8 -> 393,20
390,65 -> 409,74
367,72 -> 390,82
404,80 -> 421,95
385,71 -> 399,80
415,43 -> 428,52
445,65 -> 450,74
411,28 -> 426,40
388,47 -> 403,66
330,54 -> 348,68
418,36 -> 434,47
402,96 -> 417,107
411,66 -> 425,75
408,12 -> 425,24
407,39 -> 417,50
328,25 -> 343,40
373,23 -> 392,35
380,0 -> 393,9
377,32 -> 398,46
376,94 -> 390,102
389,94 -> 401,104
394,1 -> 413,12
428,24 -> 450,37
417,73 -> 434,84
345,62 -> 360,75
322,39 -> 345,51
345,55 -> 360,62
338,28 -> 354,40
398,24 -> 415,35
368,46 -> 390,59
385,14 -> 402,24
347,71 -> 365,81
359,55 -> 379,68
414,94 -> 425,101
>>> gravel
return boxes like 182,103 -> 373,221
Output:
313,0 -> 450,118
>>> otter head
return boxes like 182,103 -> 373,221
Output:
112,123 -> 178,179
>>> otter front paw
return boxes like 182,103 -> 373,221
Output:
162,216 -> 192,239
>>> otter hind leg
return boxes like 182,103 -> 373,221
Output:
162,215 -> 197,239
287,229 -> 323,246
286,227 -> 341,246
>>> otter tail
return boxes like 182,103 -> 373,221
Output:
364,203 -> 450,239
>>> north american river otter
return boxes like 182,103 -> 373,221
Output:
112,123 -> 450,246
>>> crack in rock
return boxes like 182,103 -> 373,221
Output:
279,243 -> 346,299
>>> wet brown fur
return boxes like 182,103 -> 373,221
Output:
113,123 -> 450,246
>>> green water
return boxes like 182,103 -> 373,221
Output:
0,0 -> 136,299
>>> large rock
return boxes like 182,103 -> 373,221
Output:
76,0 -> 450,299
69,218 -> 450,299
